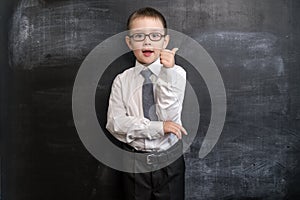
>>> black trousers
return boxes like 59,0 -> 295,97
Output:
122,144 -> 185,200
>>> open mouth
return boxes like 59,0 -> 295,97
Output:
142,49 -> 154,57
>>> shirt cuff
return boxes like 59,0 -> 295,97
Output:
148,121 -> 164,139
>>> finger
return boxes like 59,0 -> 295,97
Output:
160,58 -> 171,64
160,53 -> 173,60
171,48 -> 179,54
178,130 -> 182,139
167,126 -> 180,139
162,48 -> 178,55
160,52 -> 170,59
171,122 -> 187,136
172,126 -> 182,139
170,122 -> 182,130
180,126 -> 188,135
162,49 -> 172,53
174,128 -> 182,139
160,58 -> 166,65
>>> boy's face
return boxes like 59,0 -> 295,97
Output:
125,17 -> 169,65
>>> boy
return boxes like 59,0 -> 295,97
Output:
106,7 -> 187,200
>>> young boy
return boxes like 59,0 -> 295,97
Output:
106,7 -> 187,200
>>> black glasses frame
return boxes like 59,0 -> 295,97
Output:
129,32 -> 166,42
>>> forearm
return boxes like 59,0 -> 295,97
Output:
155,66 -> 186,122
106,115 -> 164,143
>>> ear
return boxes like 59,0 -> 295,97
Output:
163,35 -> 170,49
125,36 -> 133,50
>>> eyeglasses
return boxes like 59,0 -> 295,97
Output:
129,32 -> 165,41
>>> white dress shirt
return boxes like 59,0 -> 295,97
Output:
106,58 -> 186,152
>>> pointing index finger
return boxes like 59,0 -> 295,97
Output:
172,48 -> 179,54
162,48 -> 179,55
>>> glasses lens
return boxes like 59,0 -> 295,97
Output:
131,33 -> 164,41
132,33 -> 145,41
149,33 -> 162,41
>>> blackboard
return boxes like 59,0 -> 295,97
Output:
1,0 -> 300,199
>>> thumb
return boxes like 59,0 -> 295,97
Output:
171,48 -> 179,54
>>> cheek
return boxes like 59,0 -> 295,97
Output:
130,42 -> 143,51
132,50 -> 142,58
153,42 -> 165,50
130,41 -> 165,50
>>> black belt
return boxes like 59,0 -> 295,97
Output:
122,141 -> 183,165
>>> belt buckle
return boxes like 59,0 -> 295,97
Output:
157,152 -> 168,163
147,153 -> 168,165
147,154 -> 155,165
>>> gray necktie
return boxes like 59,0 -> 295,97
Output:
141,69 -> 158,121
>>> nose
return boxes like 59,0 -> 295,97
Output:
143,35 -> 151,45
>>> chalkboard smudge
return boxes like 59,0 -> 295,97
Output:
9,0 -> 124,70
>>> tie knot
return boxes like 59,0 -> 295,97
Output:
141,69 -> 152,84
141,69 -> 152,79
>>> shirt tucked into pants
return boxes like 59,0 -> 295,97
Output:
106,59 -> 187,200
122,142 -> 185,200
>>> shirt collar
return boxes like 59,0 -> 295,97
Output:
134,58 -> 162,77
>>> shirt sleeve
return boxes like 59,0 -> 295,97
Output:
155,65 -> 186,124
106,75 -> 164,143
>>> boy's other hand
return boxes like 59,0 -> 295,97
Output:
160,48 -> 179,68
163,121 -> 187,139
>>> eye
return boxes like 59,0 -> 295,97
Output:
133,33 -> 145,40
150,33 -> 161,39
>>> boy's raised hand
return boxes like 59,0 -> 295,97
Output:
160,48 -> 179,68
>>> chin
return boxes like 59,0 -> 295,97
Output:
136,56 -> 154,64
142,59 -> 156,65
